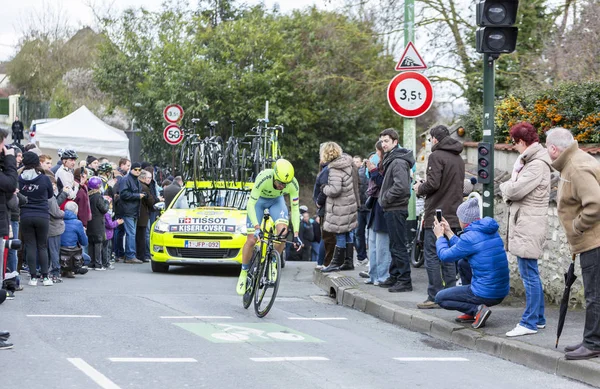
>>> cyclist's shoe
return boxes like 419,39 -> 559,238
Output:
236,270 -> 248,295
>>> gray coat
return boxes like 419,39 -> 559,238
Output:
48,196 -> 65,237
322,154 -> 360,234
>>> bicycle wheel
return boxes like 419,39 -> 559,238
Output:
240,148 -> 248,184
410,226 -> 424,268
193,144 -> 201,183
243,248 -> 261,309
179,140 -> 191,181
254,250 -> 281,318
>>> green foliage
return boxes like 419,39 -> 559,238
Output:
94,5 -> 399,179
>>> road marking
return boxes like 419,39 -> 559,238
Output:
28,315 -> 101,318
67,358 -> 121,389
108,358 -> 197,363
393,357 -> 469,362
250,357 -> 329,362
160,316 -> 233,319
288,317 -> 347,321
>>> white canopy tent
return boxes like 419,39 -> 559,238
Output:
35,106 -> 130,159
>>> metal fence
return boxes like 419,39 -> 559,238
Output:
18,98 -> 50,128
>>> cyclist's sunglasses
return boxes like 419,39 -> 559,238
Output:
274,179 -> 287,188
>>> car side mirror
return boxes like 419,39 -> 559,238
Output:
154,202 -> 165,214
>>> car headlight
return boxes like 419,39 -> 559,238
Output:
154,220 -> 170,233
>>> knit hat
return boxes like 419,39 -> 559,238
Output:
141,162 -> 152,169
86,155 -> 98,166
463,177 -> 477,196
131,162 -> 142,170
430,125 -> 450,142
22,151 -> 40,168
456,198 -> 481,225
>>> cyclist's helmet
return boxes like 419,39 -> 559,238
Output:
98,162 -> 113,174
57,148 -> 65,158
273,159 -> 294,184
61,149 -> 78,160
87,176 -> 102,190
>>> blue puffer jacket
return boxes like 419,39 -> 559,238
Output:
436,217 -> 509,300
61,210 -> 89,247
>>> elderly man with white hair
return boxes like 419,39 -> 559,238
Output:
546,127 -> 600,360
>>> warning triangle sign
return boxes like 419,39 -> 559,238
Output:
395,42 -> 427,71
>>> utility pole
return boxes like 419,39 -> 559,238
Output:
404,0 -> 417,229
481,54 -> 497,217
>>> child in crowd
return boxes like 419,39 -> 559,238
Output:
104,197 -> 123,270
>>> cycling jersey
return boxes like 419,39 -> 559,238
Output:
246,169 -> 299,233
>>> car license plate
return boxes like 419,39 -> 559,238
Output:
185,241 -> 220,248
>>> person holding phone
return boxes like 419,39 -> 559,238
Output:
118,162 -> 145,264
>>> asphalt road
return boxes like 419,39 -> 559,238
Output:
0,261 -> 592,389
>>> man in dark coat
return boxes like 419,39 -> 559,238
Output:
11,117 -> 24,145
354,155 -> 369,264
137,171 -> 156,262
414,125 -> 465,309
164,176 -> 183,209
118,162 -> 144,263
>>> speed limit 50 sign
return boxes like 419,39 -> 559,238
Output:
163,124 -> 184,145
387,71 -> 434,118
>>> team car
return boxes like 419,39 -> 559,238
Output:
149,182 -> 252,273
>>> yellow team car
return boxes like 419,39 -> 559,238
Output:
149,182 -> 252,273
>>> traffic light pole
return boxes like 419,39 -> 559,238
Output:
404,0 -> 417,227
482,53 -> 497,218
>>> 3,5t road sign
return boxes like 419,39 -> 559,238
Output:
387,71 -> 434,118
163,104 -> 184,123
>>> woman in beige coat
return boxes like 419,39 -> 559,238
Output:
499,122 -> 552,337
320,142 -> 360,272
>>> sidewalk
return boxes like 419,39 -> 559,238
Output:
313,264 -> 600,387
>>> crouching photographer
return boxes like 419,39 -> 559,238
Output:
60,201 -> 89,278
0,128 -> 18,350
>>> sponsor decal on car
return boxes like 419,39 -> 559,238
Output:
178,217 -> 228,224
171,224 -> 237,233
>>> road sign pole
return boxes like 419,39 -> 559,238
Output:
482,54 -> 496,218
404,0 -> 417,225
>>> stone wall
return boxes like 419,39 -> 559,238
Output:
493,198 -> 585,307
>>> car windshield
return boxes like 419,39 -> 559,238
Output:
172,188 -> 250,210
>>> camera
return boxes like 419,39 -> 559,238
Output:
5,239 -> 21,250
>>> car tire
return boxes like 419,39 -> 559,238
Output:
151,260 -> 169,273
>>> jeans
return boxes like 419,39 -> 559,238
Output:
21,217 -> 50,278
311,241 -> 320,262
435,285 -> 505,316
518,257 -> 546,330
6,221 -> 19,273
123,216 -> 137,260
318,240 -> 325,266
580,247 -> 600,351
424,228 -> 456,301
114,223 -> 125,258
335,231 -> 354,248
384,210 -> 411,283
355,210 -> 369,260
458,258 -> 472,285
48,235 -> 61,277
367,228 -> 391,283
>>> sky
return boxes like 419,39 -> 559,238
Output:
0,0 -> 330,61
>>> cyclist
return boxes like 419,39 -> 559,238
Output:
236,159 -> 302,294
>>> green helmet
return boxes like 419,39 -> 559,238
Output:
273,159 -> 294,184
98,162 -> 113,174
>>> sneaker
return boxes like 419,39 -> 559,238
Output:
94,267 -> 107,271
0,341 -> 13,350
506,324 -> 537,337
115,257 -> 125,263
108,264 -> 115,270
42,277 -> 53,286
315,265 -> 324,270
357,259 -> 369,266
6,291 -> 14,300
358,271 -> 369,279
28,278 -> 38,286
373,281 -> 380,286
455,314 -> 475,323
124,258 -> 143,264
417,300 -> 440,309
472,305 -> 491,329
15,285 -> 23,292
236,270 -> 248,295
537,324 -> 546,329
364,279 -> 373,285
51,276 -> 63,283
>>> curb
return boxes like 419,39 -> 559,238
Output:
313,270 -> 600,387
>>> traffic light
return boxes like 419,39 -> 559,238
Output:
476,1 -> 519,54
477,142 -> 492,184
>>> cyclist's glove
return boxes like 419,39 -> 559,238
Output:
293,236 -> 303,247
254,228 -> 263,239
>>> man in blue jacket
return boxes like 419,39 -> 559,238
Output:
433,198 -> 510,329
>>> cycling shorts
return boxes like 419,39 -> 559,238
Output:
246,196 -> 289,229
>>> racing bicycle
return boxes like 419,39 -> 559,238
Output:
242,212 -> 285,318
